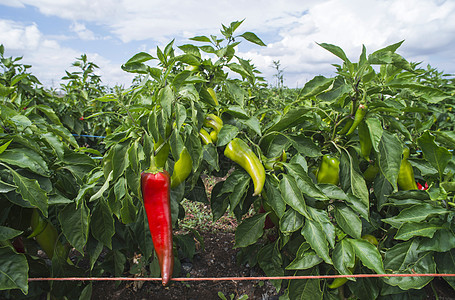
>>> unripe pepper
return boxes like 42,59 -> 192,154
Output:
317,155 -> 340,185
264,150 -> 287,171
224,138 -> 265,196
170,147 -> 193,189
199,128 -> 212,145
141,170 -> 174,286
207,87 -> 219,106
338,118 -> 354,135
346,104 -> 367,135
363,163 -> 379,183
397,148 -> 418,190
30,208 -> 67,259
204,114 -> 223,133
358,121 -> 372,161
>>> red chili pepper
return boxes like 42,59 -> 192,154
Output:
417,182 -> 429,190
79,117 -> 84,120
141,170 -> 174,286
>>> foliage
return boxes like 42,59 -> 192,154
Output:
1,20 -> 455,300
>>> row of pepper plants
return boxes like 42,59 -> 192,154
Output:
1,20 -> 455,299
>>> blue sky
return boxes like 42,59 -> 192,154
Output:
1,0 -> 455,88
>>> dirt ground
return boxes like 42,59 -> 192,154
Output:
90,231 -> 279,300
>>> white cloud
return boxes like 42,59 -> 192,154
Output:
70,22 -> 96,40
0,0 -> 25,8
0,19 -> 133,87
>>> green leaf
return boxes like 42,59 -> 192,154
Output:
382,204 -> 448,228
0,140 -> 12,154
0,148 -> 49,177
378,131 -> 402,190
365,116 -> 383,152
434,131 -> 455,149
286,242 -> 323,270
301,219 -> 332,264
0,246 -> 28,294
418,228 -> 455,252
287,135 -> 321,158
59,202 -> 90,254
307,206 -> 336,249
279,174 -> 311,219
435,249 -> 455,289
91,199 -> 114,249
300,76 -> 334,99
89,171 -> 113,203
239,116 -> 261,136
239,32 -> 266,46
333,238 -> 355,275
11,169 -> 48,217
159,85 -> 173,119
394,222 -> 442,241
348,238 -> 385,274
265,107 -> 311,133
264,176 -> 286,218
120,193 -> 137,224
125,52 -> 155,64
257,242 -> 283,291
383,240 -> 435,290
284,164 -> 328,200
340,149 -> 369,207
334,203 -> 362,239
216,124 -> 239,147
417,131 -> 452,178
210,181 -> 230,221
234,214 -> 267,248
287,268 -> 323,300
132,207 -> 154,260
34,105 -> 62,125
317,43 -> 351,65
279,208 -> 304,233
0,226 -> 23,241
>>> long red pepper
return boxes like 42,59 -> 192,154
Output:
141,170 -> 174,286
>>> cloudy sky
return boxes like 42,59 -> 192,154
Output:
1,0 -> 455,88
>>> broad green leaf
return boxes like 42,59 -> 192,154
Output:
382,204 -> 448,228
300,76 -> 334,99
91,199 -> 114,249
234,213 -> 267,248
257,242 -> 283,291
348,238 -> 385,274
239,116 -> 261,136
0,140 -> 12,154
334,203 -> 362,239
284,164 -> 327,200
307,206 -> 336,249
34,105 -> 62,125
378,131 -> 402,190
318,43 -> 351,65
59,202 -> 90,254
216,124 -> 239,147
0,246 -> 28,294
345,194 -> 369,221
0,180 -> 16,193
264,176 -> 286,218
347,276 -> 380,300
365,116 -> 383,152
287,135 -> 321,158
417,131 -> 451,178
11,169 -> 48,217
0,226 -> 23,241
287,268 -> 323,300
333,238 -> 355,276
0,148 -> 49,177
159,85 -> 173,119
418,228 -> 455,252
286,242 -> 323,270
42,132 -> 64,159
225,81 -> 245,106
340,149 -> 369,206
279,174 -> 311,219
125,52 -> 155,64
265,107 -> 311,133
435,249 -> 455,289
279,208 -> 304,233
120,193 -> 137,225
394,222 -> 442,241
210,181 -> 230,221
89,171 -> 113,202
239,32 -> 266,46
434,131 -> 455,149
374,173 -> 394,209
301,219 -> 332,264
132,207 -> 154,260
383,240 -> 435,290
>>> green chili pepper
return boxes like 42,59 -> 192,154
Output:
170,147 -> 193,189
397,148 -> 418,190
338,118 -> 354,135
358,121 -> 372,161
363,163 -> 379,183
317,155 -> 340,185
346,104 -> 367,135
204,114 -> 223,133
199,128 -> 212,145
224,138 -> 265,196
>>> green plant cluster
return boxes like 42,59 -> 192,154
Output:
0,20 -> 455,299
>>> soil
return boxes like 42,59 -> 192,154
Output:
90,231 -> 280,300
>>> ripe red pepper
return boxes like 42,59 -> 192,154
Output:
141,170 -> 174,286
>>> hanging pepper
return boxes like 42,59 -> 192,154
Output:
397,148 -> 418,190
363,163 -> 379,183
338,118 -> 354,135
170,147 -> 193,189
29,209 -> 68,259
264,150 -> 287,171
224,138 -> 265,196
358,121 -> 372,161
203,114 -> 223,134
346,104 -> 367,135
206,87 -> 219,106
141,169 -> 174,286
199,128 -> 212,145
317,155 -> 340,185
